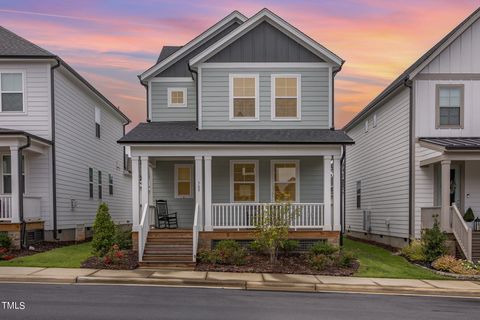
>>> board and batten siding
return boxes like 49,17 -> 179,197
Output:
200,67 -> 330,129
151,81 -> 196,121
345,88 -> 410,238
0,62 -> 51,140
54,68 -> 131,230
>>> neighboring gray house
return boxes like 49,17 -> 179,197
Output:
343,8 -> 480,261
119,9 -> 353,267
0,26 -> 131,247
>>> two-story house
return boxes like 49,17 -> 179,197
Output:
119,9 -> 353,267
0,26 -> 132,248
344,8 -> 480,261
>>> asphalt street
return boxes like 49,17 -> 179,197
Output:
0,283 -> 479,320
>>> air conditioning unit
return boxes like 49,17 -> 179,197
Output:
363,210 -> 371,233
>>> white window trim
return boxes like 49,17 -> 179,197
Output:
270,160 -> 300,202
167,88 -> 188,108
174,164 -> 193,199
229,160 -> 259,203
229,74 -> 259,121
271,74 -> 301,121
0,70 -> 27,114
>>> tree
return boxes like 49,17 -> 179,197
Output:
92,203 -> 116,256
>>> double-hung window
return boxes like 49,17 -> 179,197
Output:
230,75 -> 258,120
356,181 -> 361,209
168,88 -> 187,108
95,107 -> 101,138
2,155 -> 25,194
0,72 -> 24,112
108,174 -> 113,196
88,168 -> 94,198
436,84 -> 464,128
272,160 -> 299,202
272,75 -> 300,120
98,170 -> 102,199
174,164 -> 193,198
231,161 -> 258,202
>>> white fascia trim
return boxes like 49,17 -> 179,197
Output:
167,87 -> 188,108
198,66 -> 203,129
271,74 -> 301,121
147,80 -> 152,121
200,62 -> 332,69
229,159 -> 259,203
151,77 -> 194,82
328,66 -> 332,128
270,159 -> 300,202
189,9 -> 343,67
174,163 -> 194,198
140,11 -> 247,81
229,73 -> 260,121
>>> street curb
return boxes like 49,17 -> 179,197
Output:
0,275 -> 76,284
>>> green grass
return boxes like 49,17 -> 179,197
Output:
0,242 -> 92,268
343,238 -> 447,279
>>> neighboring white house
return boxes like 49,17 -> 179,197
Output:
343,8 -> 480,261
119,9 -> 353,267
0,26 -> 131,248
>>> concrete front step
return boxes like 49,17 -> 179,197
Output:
144,250 -> 192,255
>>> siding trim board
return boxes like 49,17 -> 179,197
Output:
200,62 -> 331,69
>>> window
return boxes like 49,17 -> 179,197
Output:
231,160 -> 258,202
436,84 -> 464,128
230,74 -> 258,120
2,155 -> 25,194
95,106 -> 101,138
0,72 -> 24,112
88,168 -> 94,198
272,160 -> 299,202
356,181 -> 361,209
98,170 -> 102,199
373,114 -> 377,128
364,120 -> 369,133
174,164 -> 193,198
168,88 -> 187,108
108,174 -> 113,195
272,75 -> 300,120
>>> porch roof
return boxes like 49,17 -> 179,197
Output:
419,137 -> 480,151
0,128 -> 52,145
119,121 -> 354,145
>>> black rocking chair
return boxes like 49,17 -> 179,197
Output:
155,200 -> 178,229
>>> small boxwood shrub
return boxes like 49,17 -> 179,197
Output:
308,241 -> 356,271
0,232 -> 11,249
309,242 -> 339,256
464,207 -> 475,222
92,203 -> 116,257
198,240 -> 246,265
280,239 -> 299,254
400,240 -> 426,262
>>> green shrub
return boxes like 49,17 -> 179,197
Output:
338,250 -> 357,268
464,207 -> 475,222
198,240 -> 246,265
114,225 -> 132,250
309,241 -> 339,256
421,218 -> 447,263
92,203 -> 116,257
308,254 -> 333,271
400,240 -> 426,262
281,239 -> 299,254
0,232 -> 11,249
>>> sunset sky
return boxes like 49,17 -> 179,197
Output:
1,1 -> 478,128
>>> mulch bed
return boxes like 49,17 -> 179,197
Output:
81,251 -> 138,270
7,241 -> 85,259
195,253 -> 359,276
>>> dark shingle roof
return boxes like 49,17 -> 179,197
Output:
419,137 -> 480,150
0,26 -> 54,57
0,127 -> 52,144
157,46 -> 182,62
119,121 -> 354,144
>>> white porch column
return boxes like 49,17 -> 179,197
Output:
140,156 -> 149,215
204,156 -> 212,231
131,156 -> 140,228
10,146 -> 20,223
323,155 -> 332,230
333,155 -> 341,231
195,156 -> 204,230
441,160 -> 451,232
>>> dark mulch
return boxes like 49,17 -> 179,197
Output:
195,253 -> 359,276
81,251 -> 138,270
345,235 -> 399,253
8,241 -> 85,259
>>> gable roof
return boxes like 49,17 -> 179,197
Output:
0,26 -> 54,57
157,46 -> 182,63
419,137 -> 480,151
343,7 -> 480,131
189,8 -> 344,67
140,11 -> 247,81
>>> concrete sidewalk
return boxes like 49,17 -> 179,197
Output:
1,267 -> 479,297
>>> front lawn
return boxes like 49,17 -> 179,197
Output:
0,242 -> 92,268
343,238 -> 447,279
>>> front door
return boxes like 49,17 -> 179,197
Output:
450,165 -> 461,207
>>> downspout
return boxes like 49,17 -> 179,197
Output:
404,78 -> 414,242
51,59 -> 61,240
340,144 -> 346,246
187,63 -> 199,130
139,77 -> 149,122
18,136 -> 31,248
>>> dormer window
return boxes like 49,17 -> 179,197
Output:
168,88 -> 187,107
436,84 -> 464,129
272,75 -> 300,120
229,74 -> 258,120
0,72 -> 24,112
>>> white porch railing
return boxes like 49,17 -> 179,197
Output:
0,195 -> 12,221
138,203 -> 155,262
451,203 -> 472,261
211,203 -> 325,230
192,203 -> 200,262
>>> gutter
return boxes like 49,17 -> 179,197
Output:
51,59 -> 61,240
404,78 -> 414,242
18,136 -> 31,248
187,63 -> 199,130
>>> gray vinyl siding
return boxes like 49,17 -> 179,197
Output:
201,67 -> 330,129
151,81 -> 196,121
207,21 -> 323,63
54,68 -> 131,230
152,160 -> 195,228
211,157 -> 324,203
345,88 -> 410,238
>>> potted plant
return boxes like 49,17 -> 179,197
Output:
464,207 -> 475,224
